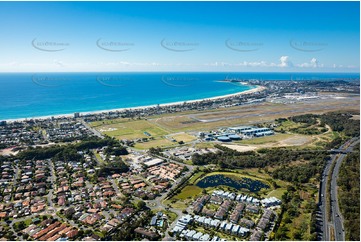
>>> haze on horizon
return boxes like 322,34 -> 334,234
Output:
0,1 -> 359,73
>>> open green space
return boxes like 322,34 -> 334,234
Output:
133,138 -> 173,149
239,133 -> 294,145
92,119 -> 169,140
171,133 -> 197,143
169,170 -> 289,206
174,185 -> 203,199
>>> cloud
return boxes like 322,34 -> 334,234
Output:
53,59 -> 65,67
298,58 -> 322,68
279,56 -> 293,67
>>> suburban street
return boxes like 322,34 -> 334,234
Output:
80,119 -> 104,138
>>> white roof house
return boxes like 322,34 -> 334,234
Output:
179,214 -> 193,224
239,227 -> 250,236
220,221 -> 228,231
232,224 -> 240,235
211,219 -> 221,228
204,217 -> 212,226
200,234 -> 210,241
193,232 -> 203,240
225,223 -> 233,232
185,230 -> 196,240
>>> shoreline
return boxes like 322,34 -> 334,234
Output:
2,85 -> 266,122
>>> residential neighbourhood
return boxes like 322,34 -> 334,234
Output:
170,190 -> 279,241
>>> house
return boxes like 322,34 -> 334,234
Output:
239,218 -> 255,228
238,227 -> 250,237
210,195 -> 223,205
201,208 -> 215,218
179,215 -> 193,224
134,227 -> 159,239
261,197 -> 282,207
211,236 -> 219,241
249,230 -> 263,241
199,233 -> 210,241
225,223 -> 233,233
185,230 -> 197,240
193,202 -> 203,214
257,218 -> 269,230
232,224 -> 240,235
204,217 -> 212,228
192,232 -> 203,241
214,207 -> 227,220
246,205 -> 259,214
246,197 -> 253,203
150,216 -> 158,226
210,219 -> 220,229
220,221 -> 227,231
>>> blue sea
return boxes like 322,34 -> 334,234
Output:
0,72 -> 359,120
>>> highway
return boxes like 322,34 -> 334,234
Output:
318,154 -> 332,241
319,137 -> 359,241
330,153 -> 346,241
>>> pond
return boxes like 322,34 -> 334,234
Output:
196,174 -> 269,192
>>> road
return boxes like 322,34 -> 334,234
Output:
46,159 -> 56,207
330,138 -> 359,241
142,155 -> 197,240
318,154 -> 332,241
319,137 -> 359,241
79,119 -> 104,138
330,153 -> 345,241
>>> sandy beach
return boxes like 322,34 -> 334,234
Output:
4,85 -> 266,122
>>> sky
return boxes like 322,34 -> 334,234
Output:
0,1 -> 359,73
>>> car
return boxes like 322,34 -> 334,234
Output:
336,214 -> 339,217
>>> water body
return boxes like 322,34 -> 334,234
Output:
0,72 -> 358,120
196,174 -> 269,192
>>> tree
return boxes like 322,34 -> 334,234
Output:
136,200 -> 146,210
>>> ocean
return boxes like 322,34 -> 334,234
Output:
0,72 -> 359,120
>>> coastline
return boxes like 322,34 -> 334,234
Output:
3,85 -> 266,122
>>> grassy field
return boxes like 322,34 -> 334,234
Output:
188,171 -> 206,184
151,95 -> 359,132
174,185 -> 203,199
200,171 -> 270,184
163,199 -> 189,210
194,142 -> 215,149
92,119 -> 169,140
133,138 -> 173,149
93,151 -> 105,164
170,133 -> 197,143
239,133 -> 294,145
90,118 -> 179,149
150,209 -> 178,223
90,94 -> 358,152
